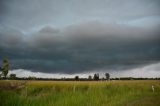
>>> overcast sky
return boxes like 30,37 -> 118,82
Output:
0,0 -> 160,78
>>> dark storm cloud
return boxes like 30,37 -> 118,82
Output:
0,22 -> 160,73
0,0 -> 160,74
0,28 -> 23,48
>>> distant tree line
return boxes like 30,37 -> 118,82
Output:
3,77 -> 160,81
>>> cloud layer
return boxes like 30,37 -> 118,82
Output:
0,0 -> 160,30
0,21 -> 160,74
0,0 -> 160,77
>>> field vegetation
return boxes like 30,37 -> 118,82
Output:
0,80 -> 160,106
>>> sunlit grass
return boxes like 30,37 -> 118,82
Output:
0,80 -> 160,106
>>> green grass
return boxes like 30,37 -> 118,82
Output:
0,80 -> 160,106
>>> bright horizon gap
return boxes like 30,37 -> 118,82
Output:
8,62 -> 160,78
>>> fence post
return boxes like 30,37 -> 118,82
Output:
152,85 -> 154,92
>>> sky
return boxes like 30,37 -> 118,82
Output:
0,0 -> 160,78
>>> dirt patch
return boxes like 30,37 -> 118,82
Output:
0,81 -> 26,90
125,96 -> 160,106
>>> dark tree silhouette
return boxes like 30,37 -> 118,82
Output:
88,75 -> 92,80
10,74 -> 16,79
75,76 -> 79,81
93,73 -> 99,80
0,67 -> 2,78
2,58 -> 9,79
105,73 -> 110,80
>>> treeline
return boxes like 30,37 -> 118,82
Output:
0,73 -> 111,81
1,76 -> 160,81
111,77 -> 160,80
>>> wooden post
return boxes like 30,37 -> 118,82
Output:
152,85 -> 154,92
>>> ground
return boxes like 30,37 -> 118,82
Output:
0,80 -> 160,106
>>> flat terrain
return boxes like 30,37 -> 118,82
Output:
0,80 -> 160,106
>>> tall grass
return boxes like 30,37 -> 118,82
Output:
0,80 -> 160,106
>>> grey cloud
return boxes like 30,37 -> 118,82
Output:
70,0 -> 160,19
39,26 -> 60,34
0,0 -> 160,74
0,0 -> 160,30
0,28 -> 23,49
0,22 -> 160,73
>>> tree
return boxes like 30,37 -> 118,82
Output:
2,58 -> 9,79
105,73 -> 110,80
0,67 -> 2,78
75,76 -> 79,81
10,74 -> 16,79
28,76 -> 36,80
93,73 -> 99,80
88,75 -> 92,80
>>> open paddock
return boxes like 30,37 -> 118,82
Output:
0,80 -> 160,106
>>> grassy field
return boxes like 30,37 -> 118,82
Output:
0,80 -> 160,106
